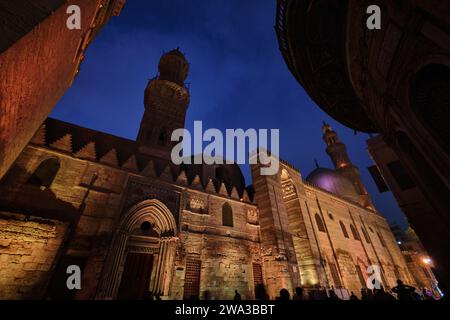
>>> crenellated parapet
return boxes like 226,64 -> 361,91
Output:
29,118 -> 254,203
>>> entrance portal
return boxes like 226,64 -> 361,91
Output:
96,199 -> 178,299
117,253 -> 154,300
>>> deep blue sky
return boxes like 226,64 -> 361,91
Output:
52,0 -> 408,228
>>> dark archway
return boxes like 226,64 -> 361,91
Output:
339,221 -> 349,238
315,213 -> 325,233
222,202 -> 233,227
350,224 -> 360,241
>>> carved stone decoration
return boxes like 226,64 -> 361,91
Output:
123,179 -> 181,223
50,134 -> 72,152
230,187 -> 239,199
242,190 -> 251,202
185,195 -> 207,214
246,208 -> 259,225
176,170 -> 188,185
30,124 -> 46,145
100,148 -> 119,167
96,199 -> 178,299
281,182 -> 296,198
75,142 -> 97,161
262,247 -> 273,257
122,154 -> 139,171
127,245 -> 159,254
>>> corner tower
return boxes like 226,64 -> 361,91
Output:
137,48 -> 190,160
322,122 -> 374,209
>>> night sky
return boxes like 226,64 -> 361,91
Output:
51,0 -> 408,228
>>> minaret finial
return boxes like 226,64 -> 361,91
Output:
314,158 -> 320,169
322,121 -> 332,133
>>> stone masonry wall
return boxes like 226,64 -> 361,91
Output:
0,0 -> 123,179
173,189 -> 260,300
302,184 -> 415,296
0,144 -> 130,299
0,212 -> 69,299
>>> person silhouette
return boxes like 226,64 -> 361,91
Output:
293,287 -> 304,300
255,284 -> 269,300
373,286 -> 396,300
279,288 -> 290,300
234,290 -> 241,300
327,290 -> 341,300
391,280 -> 416,301
349,291 -> 359,300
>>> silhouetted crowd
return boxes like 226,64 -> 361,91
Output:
186,279 -> 440,300
249,280 -> 439,301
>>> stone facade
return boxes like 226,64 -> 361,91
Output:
0,0 -> 126,180
0,129 -> 259,299
0,50 -> 415,300
251,160 -> 415,298
275,0 -> 450,294
0,212 -> 69,299
390,225 -> 440,298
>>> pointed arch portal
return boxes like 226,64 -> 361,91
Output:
97,199 -> 178,299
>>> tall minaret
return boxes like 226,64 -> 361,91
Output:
137,48 -> 190,160
322,122 -> 374,209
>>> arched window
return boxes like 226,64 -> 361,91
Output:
315,213 -> 326,232
355,264 -> 367,289
28,158 -> 60,188
340,221 -> 349,238
361,227 -> 371,244
377,231 -> 387,247
328,262 -> 342,288
350,224 -> 361,241
222,202 -> 233,227
394,267 -> 402,281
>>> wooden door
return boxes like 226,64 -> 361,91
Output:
183,258 -> 201,300
117,252 -> 154,300
253,263 -> 263,287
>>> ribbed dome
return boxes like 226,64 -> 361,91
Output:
306,167 -> 360,203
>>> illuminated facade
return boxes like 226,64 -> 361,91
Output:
0,0 -> 126,180
390,225 -> 441,298
275,0 -> 450,293
0,50 -> 414,300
